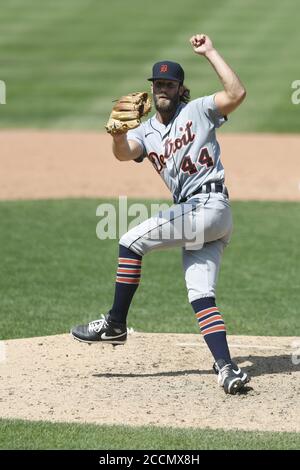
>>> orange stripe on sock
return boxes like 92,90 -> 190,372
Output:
199,314 -> 223,328
119,258 -> 142,265
202,325 -> 226,336
195,307 -> 219,319
117,268 -> 141,274
116,277 -> 140,284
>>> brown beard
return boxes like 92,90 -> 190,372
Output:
153,92 -> 180,114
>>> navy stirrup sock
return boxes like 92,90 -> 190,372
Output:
109,245 -> 142,324
191,297 -> 231,364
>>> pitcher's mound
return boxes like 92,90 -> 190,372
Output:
0,332 -> 299,432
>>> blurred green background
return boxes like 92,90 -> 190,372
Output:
0,0 -> 299,131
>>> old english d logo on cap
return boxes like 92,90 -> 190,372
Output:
148,61 -> 185,83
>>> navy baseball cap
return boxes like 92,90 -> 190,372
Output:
148,61 -> 184,83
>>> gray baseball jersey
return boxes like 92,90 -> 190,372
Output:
127,94 -> 227,203
122,93 -> 232,302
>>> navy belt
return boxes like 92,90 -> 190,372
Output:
179,183 -> 229,203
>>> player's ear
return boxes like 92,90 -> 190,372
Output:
179,84 -> 184,96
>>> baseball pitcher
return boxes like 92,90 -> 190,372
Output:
71,34 -> 250,394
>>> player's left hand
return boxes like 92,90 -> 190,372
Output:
189,34 -> 214,56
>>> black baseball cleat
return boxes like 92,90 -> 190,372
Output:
213,359 -> 250,395
71,313 -> 127,345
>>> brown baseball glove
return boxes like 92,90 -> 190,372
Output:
105,92 -> 152,135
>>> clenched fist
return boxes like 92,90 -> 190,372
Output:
189,34 -> 214,56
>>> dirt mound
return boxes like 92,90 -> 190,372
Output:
0,332 -> 299,432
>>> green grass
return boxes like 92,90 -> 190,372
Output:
0,198 -> 299,340
0,0 -> 299,131
0,419 -> 299,450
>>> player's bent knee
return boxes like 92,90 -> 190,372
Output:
119,233 -> 145,257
